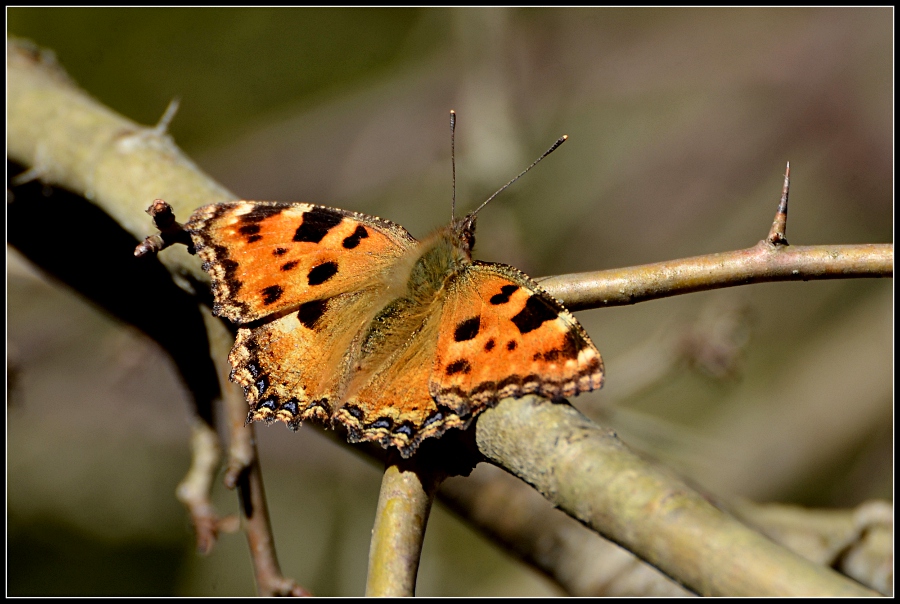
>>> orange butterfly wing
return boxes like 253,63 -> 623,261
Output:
336,260 -> 605,456
186,201 -> 419,427
187,201 -> 416,323
430,261 -> 604,408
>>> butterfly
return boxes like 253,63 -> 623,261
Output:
185,126 -> 603,458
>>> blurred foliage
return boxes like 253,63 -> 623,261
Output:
7,7 -> 892,596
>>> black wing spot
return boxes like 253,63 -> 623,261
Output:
506,340 -> 517,351
273,247 -> 288,256
562,328 -> 587,359
534,349 -> 562,362
511,295 -> 560,334
281,260 -> 299,271
342,225 -> 370,249
454,316 -> 481,342
239,204 -> 284,223
484,338 -> 496,352
490,284 -> 520,305
445,359 -> 471,375
297,299 -> 328,329
247,234 -> 262,243
294,207 -> 343,243
307,261 -> 338,286
261,285 -> 283,305
239,224 -> 260,235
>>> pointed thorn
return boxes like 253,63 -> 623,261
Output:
153,97 -> 181,135
767,161 -> 790,245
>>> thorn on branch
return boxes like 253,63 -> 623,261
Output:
152,97 -> 181,136
10,165 -> 45,187
134,199 -> 194,257
11,144 -> 53,187
767,162 -> 790,246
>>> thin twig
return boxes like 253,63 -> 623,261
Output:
204,313 -> 311,596
175,419 -> 234,555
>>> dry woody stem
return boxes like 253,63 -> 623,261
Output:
206,313 -> 310,596
174,419 -> 230,555
541,242 -> 892,311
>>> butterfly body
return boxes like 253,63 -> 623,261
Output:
187,200 -> 603,457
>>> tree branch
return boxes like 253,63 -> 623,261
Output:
438,464 -> 693,596
539,242 -> 892,311
475,396 -> 878,596
7,38 -> 231,288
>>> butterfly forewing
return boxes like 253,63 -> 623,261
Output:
431,262 -> 604,406
187,201 -> 416,323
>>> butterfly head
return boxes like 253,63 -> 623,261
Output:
451,212 -> 478,254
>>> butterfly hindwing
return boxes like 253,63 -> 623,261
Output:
335,305 -> 453,452
230,286 -> 390,427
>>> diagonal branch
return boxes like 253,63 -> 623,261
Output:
475,396 -> 879,597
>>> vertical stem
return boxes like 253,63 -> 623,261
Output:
365,453 -> 441,596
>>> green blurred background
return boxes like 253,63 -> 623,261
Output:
7,7 -> 892,596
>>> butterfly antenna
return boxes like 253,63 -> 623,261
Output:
450,110 -> 457,222
469,134 -> 568,218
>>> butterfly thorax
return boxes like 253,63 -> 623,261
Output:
354,219 -> 473,377
406,224 -> 473,300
